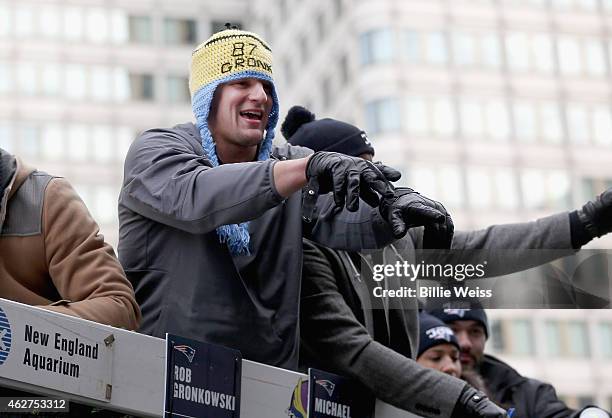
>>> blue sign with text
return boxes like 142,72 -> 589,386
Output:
308,368 -> 374,418
164,334 -> 242,418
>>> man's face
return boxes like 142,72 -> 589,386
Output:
448,320 -> 486,371
208,78 -> 273,156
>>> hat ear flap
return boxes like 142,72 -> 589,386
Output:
281,106 -> 316,139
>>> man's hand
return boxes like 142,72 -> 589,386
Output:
379,188 -> 453,242
373,161 -> 401,182
578,187 -> 612,238
305,151 -> 394,211
452,386 -> 508,418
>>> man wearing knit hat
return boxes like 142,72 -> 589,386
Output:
429,308 -> 610,418
117,26 -> 451,370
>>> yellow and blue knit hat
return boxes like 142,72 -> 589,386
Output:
190,26 -> 279,256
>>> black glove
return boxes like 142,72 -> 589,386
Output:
379,188 -> 452,240
452,385 -> 508,418
423,201 -> 454,249
373,161 -> 401,182
306,151 -> 394,211
578,188 -> 612,238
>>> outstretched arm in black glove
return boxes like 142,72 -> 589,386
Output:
452,385 -> 508,418
577,187 -> 612,240
379,187 -> 454,247
305,151 -> 395,211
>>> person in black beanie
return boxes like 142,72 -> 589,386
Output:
287,105 -> 612,418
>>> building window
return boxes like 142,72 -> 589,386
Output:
91,125 -> 114,162
67,124 -> 90,162
94,186 -> 118,225
600,323 -> 612,358
41,64 -> 61,97
360,29 -> 394,65
467,168 -> 493,209
365,98 -> 401,134
65,64 -> 87,100
567,322 -> 590,357
425,32 -> 448,64
545,321 -> 562,356
63,7 -> 84,41
401,30 -> 420,63
0,2 -> 10,37
510,320 -> 534,355
490,320 -> 505,352
41,124 -> 64,161
86,8 -> 109,43
452,30 -> 502,68
129,73 -> 155,101
167,75 -> 190,104
20,124 -> 40,158
15,4 -> 35,38
39,5 -> 61,38
593,106 -> 612,146
164,18 -> 197,45
90,66 -> 112,102
405,96 -> 428,135
506,32 -> 554,73
16,62 -> 37,96
129,15 -> 152,43
0,121 -> 13,152
521,169 -> 570,210
0,61 -> 11,94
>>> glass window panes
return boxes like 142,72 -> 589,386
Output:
15,5 -> 34,38
494,169 -> 518,209
453,31 -> 476,66
63,7 -> 83,41
600,323 -> 612,358
65,64 -> 87,100
522,169 -> 545,209
129,15 -> 152,43
481,33 -> 502,68
110,9 -> 128,43
432,99 -> 456,136
486,100 -> 510,141
548,170 -> 570,209
468,168 -> 492,208
545,321 -> 562,356
360,29 -> 394,65
0,62 -> 10,94
116,127 -> 134,161
91,126 -> 113,162
167,75 -> 190,104
593,106 -> 612,146
67,124 -> 90,161
20,124 -> 39,158
17,62 -> 37,96
94,186 -> 117,224
0,122 -> 13,152
41,64 -> 61,96
491,320 -> 505,352
567,103 -> 591,144
558,36 -> 582,75
506,32 -> 530,71
585,39 -> 606,76
567,322 -> 589,357
426,32 -> 448,64
0,2 -> 10,37
541,103 -> 563,144
41,124 -> 63,161
39,5 -> 60,38
113,67 -> 130,102
401,30 -> 419,63
405,97 -> 428,135
129,73 -> 155,101
365,98 -> 401,134
439,166 -> 464,207
511,320 -> 534,355
514,101 -> 537,142
461,100 -> 484,137
532,34 -> 554,73
91,66 -> 112,101
86,8 -> 109,43
412,166 -> 437,198
164,17 -> 196,45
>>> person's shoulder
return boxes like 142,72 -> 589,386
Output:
272,142 -> 314,160
134,122 -> 202,150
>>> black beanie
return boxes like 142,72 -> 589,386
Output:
427,308 -> 489,339
418,312 -> 460,358
281,106 -> 375,157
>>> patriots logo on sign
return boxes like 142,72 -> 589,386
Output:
0,307 -> 12,366
444,308 -> 470,317
316,379 -> 336,397
173,344 -> 195,363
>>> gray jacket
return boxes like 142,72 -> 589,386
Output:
118,122 -> 394,370
300,213 -> 573,417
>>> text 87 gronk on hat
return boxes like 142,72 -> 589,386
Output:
190,27 -> 280,256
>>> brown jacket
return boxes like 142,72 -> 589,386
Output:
0,153 -> 140,330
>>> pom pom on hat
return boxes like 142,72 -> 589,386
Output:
281,106 -> 316,139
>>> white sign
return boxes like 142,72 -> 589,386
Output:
0,299 -> 114,402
